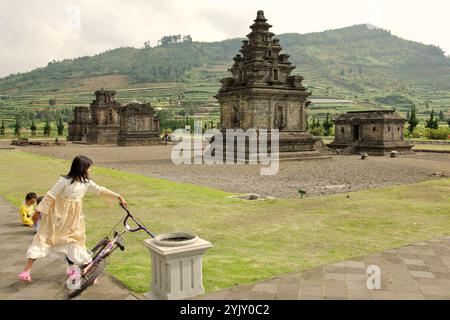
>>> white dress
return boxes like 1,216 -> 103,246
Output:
27,176 -> 120,265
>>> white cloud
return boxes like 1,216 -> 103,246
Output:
0,0 -> 449,77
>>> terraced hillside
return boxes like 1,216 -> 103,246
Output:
1,24 -> 449,130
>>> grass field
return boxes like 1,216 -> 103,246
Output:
412,144 -> 450,152
0,150 -> 449,293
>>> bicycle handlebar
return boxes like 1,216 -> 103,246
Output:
120,203 -> 156,238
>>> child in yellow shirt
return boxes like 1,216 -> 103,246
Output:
19,193 -> 37,227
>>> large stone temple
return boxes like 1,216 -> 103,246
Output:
67,89 -> 160,146
216,10 -> 326,160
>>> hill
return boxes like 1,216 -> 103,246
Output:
0,24 -> 449,125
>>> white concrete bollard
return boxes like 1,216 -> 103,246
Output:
143,232 -> 213,300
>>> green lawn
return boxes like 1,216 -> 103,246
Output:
0,150 -> 449,294
412,144 -> 450,152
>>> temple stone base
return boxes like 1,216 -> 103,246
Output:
87,129 -> 120,145
330,141 -> 414,156
117,132 -> 160,146
219,131 -> 331,162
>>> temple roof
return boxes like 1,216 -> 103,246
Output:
335,110 -> 406,122
218,10 -> 306,92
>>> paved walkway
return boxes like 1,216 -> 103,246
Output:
195,238 -> 450,300
0,197 -> 140,300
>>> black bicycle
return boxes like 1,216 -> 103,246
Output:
67,204 -> 155,299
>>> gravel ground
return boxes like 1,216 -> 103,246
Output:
2,141 -> 449,198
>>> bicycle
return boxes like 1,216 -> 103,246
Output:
67,204 -> 155,299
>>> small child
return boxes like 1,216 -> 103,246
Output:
19,193 -> 37,227
32,196 -> 44,233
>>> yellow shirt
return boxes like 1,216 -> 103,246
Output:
19,203 -> 34,227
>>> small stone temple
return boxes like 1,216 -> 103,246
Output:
329,110 -> 413,155
86,89 -> 122,144
67,90 -> 161,146
117,102 -> 160,146
215,10 -> 325,160
67,106 -> 90,142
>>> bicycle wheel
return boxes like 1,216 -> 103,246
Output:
67,258 -> 107,299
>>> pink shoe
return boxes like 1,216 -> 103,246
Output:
18,271 -> 31,282
67,266 -> 80,281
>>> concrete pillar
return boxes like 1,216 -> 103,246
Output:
143,233 -> 213,300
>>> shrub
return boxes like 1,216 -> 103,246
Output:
310,126 -> 324,137
423,128 -> 450,140
323,113 -> 333,136
411,128 -> 422,139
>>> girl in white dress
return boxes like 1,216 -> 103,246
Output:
18,155 -> 127,282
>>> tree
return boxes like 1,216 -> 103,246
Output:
311,117 -> 321,129
30,120 -> 37,136
57,117 -> 65,136
48,99 -> 57,106
43,121 -> 51,136
405,110 -> 410,121
14,119 -> 21,137
425,109 -> 439,129
408,105 -> 419,134
323,113 -> 333,136
144,41 -> 151,49
0,120 -> 5,135
438,110 -> 445,122
183,35 -> 193,43
447,119 -> 450,128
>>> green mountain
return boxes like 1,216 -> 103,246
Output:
1,24 -> 449,117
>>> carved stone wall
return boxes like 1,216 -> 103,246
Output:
117,102 -> 160,146
67,106 -> 90,141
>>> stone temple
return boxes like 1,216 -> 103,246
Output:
86,89 -> 121,144
67,89 -> 160,146
329,110 -> 413,155
216,10 -> 326,160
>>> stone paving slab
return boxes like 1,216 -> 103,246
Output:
194,237 -> 450,300
0,197 -> 139,300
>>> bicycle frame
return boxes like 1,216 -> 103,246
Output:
82,205 -> 155,275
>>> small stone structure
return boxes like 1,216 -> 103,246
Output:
117,102 -> 160,146
67,89 -> 161,146
215,10 -> 327,161
330,110 -> 413,155
67,106 -> 90,142
143,233 -> 213,300
86,89 -> 121,144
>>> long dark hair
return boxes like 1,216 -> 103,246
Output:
65,155 -> 93,184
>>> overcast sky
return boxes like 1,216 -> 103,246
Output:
1,0 -> 449,78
